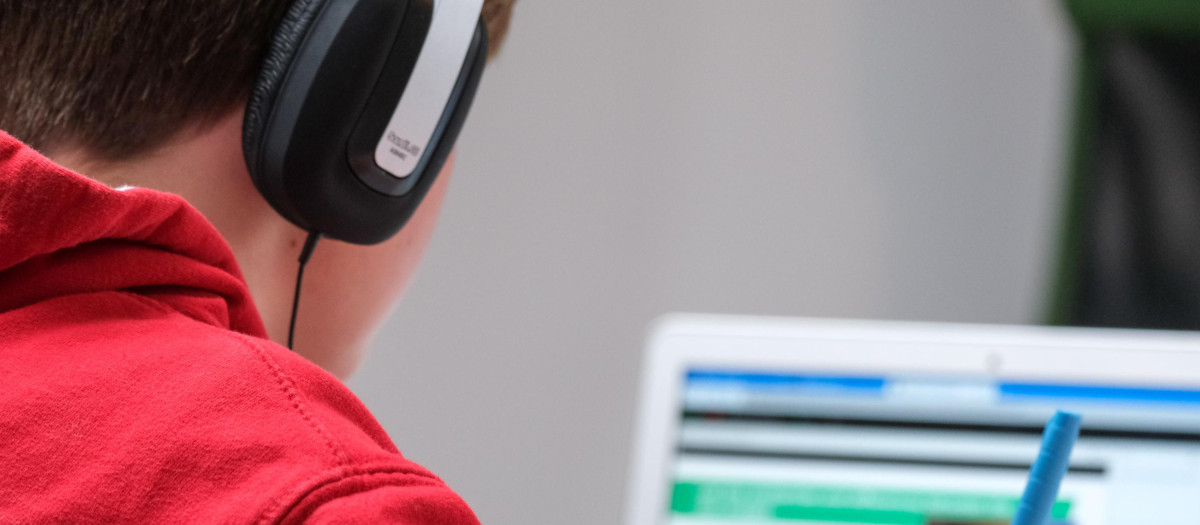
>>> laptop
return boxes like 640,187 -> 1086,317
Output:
626,314 -> 1200,525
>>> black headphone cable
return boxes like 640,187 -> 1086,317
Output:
288,231 -> 322,350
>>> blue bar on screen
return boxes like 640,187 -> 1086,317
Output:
686,370 -> 1200,407
999,382 -> 1200,406
685,370 -> 886,393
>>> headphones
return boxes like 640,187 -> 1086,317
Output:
243,0 -> 487,245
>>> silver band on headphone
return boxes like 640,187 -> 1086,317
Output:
375,0 -> 484,178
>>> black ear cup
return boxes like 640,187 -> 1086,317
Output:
241,0 -> 486,245
243,0 -> 327,177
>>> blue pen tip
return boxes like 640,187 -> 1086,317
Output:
1011,411 -> 1083,525
1043,412 -> 1082,463
1048,410 -> 1082,436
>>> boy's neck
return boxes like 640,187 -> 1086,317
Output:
48,110 -> 307,348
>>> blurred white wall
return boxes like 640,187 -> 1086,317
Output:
347,2 -> 1072,524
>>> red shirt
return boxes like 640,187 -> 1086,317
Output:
0,131 -> 479,524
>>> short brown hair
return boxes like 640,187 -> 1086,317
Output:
0,0 -> 515,160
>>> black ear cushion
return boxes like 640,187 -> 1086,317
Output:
243,0 -> 329,177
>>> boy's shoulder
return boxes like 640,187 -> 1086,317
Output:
0,291 -> 477,524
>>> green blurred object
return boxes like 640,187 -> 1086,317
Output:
1049,0 -> 1200,329
668,480 -> 1071,523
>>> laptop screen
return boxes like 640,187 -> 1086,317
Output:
665,368 -> 1200,525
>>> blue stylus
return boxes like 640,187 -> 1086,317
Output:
1011,411 -> 1082,525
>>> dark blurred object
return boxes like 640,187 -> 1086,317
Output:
1050,0 -> 1200,329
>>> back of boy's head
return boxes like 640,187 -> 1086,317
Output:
0,1 -> 515,162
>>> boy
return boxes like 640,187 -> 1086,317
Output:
0,1 -> 514,522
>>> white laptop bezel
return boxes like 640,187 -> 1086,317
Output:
625,313 -> 1200,525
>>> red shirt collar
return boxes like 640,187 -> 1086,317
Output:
0,131 -> 268,338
